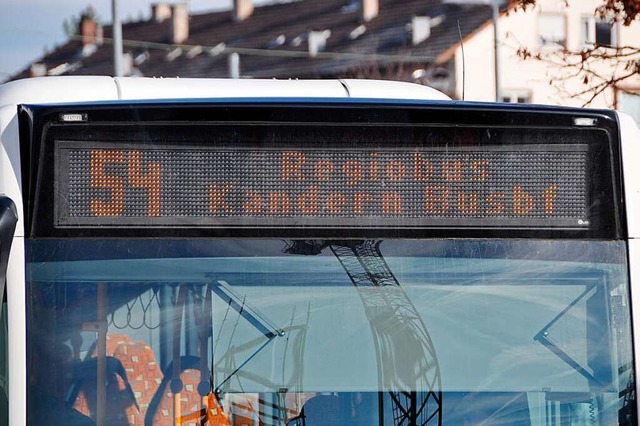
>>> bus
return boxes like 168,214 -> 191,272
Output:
0,76 -> 639,426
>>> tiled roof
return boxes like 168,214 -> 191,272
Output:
10,0 -> 493,81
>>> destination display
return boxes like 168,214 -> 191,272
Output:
55,141 -> 589,229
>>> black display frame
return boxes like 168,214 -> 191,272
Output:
18,100 -> 623,239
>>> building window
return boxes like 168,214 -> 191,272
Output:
582,16 -> 617,46
500,92 -> 531,104
619,91 -> 640,126
538,14 -> 566,48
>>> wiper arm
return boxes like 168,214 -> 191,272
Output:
534,283 -> 604,386
210,280 -> 285,394
212,280 -> 284,338
214,338 -> 277,395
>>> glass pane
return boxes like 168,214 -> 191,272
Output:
595,21 -> 612,45
538,15 -> 566,47
25,239 -> 635,425
582,17 -> 593,44
620,92 -> 640,126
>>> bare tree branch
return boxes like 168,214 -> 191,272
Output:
511,0 -> 639,106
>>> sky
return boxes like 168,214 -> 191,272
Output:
0,0 -> 246,81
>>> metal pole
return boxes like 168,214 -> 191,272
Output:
112,0 -> 123,77
97,283 -> 107,426
492,2 -> 501,101
159,286 -> 172,371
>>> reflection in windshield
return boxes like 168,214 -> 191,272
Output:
326,240 -> 441,425
25,239 -> 635,425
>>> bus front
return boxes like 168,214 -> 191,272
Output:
7,94 -> 638,425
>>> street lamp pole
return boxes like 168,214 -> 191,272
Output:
491,1 -> 501,101
112,0 -> 123,77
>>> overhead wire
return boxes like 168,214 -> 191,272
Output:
66,34 -> 437,63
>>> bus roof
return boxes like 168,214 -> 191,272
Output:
0,77 -> 451,107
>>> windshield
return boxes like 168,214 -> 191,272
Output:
25,239 -> 634,425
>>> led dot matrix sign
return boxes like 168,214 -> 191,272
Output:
22,102 -> 616,237
58,144 -> 587,229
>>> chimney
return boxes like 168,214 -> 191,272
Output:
122,52 -> 134,76
79,14 -> 98,46
170,4 -> 189,44
96,24 -> 104,45
360,0 -> 378,22
412,16 -> 431,45
228,53 -> 240,78
308,30 -> 331,57
152,3 -> 172,23
30,63 -> 47,78
233,0 -> 254,22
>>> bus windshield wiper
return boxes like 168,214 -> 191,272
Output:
212,280 -> 284,339
211,280 -> 285,394
534,283 -> 604,387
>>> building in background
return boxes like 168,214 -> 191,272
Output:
9,0 -> 640,121
449,0 -> 640,121
10,0 -> 492,98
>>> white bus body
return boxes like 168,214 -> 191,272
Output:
0,76 -> 638,426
